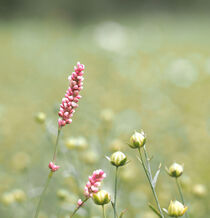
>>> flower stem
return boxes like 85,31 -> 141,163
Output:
34,171 -> 53,218
176,178 -> 188,218
52,127 -> 61,162
102,205 -> 106,218
70,197 -> 89,218
34,126 -> 62,218
138,147 -> 164,218
113,166 -> 118,218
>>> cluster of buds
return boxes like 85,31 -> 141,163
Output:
77,169 -> 106,207
84,169 -> 106,197
166,163 -> 184,178
164,200 -> 188,217
129,130 -> 146,149
58,62 -> 85,127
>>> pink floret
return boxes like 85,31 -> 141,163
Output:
58,62 -> 85,127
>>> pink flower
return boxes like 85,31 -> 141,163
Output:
84,169 -> 106,197
58,62 -> 85,127
77,199 -> 83,206
48,162 -> 60,172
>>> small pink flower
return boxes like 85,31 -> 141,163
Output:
84,169 -> 106,197
48,162 -> 60,172
77,199 -> 83,206
58,62 -> 85,127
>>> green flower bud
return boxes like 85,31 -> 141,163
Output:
167,200 -> 188,217
129,131 -> 146,149
35,112 -> 46,124
110,151 -> 127,167
166,163 -> 183,178
92,190 -> 111,205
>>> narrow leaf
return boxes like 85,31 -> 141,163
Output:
152,163 -> 161,188
148,203 -> 162,218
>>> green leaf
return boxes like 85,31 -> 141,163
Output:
148,203 -> 162,217
152,163 -> 161,188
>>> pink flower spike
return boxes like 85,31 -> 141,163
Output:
58,62 -> 85,127
48,162 -> 60,172
84,169 -> 106,197
77,199 -> 83,206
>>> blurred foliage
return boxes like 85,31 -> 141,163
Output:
0,0 -> 210,20
0,10 -> 210,218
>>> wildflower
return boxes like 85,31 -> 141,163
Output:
92,190 -> 111,205
166,200 -> 188,217
58,62 -> 85,127
77,199 -> 83,206
84,169 -> 106,197
109,151 -> 127,167
48,162 -> 60,172
129,130 -> 146,149
166,163 -> 183,178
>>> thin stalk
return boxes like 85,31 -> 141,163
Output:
176,178 -> 188,218
113,166 -> 118,218
52,127 -> 61,162
102,205 -> 106,218
70,197 -> 89,218
138,147 -> 164,218
34,126 -> 62,218
34,171 -> 53,218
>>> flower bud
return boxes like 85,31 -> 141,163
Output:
167,200 -> 188,217
129,131 -> 146,149
92,190 -> 111,205
166,163 -> 183,178
35,112 -> 46,124
110,151 -> 127,167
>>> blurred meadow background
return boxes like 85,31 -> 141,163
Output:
0,0 -> 210,217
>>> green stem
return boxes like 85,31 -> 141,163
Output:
70,197 -> 89,218
102,205 -> 106,218
176,178 -> 188,218
114,166 -> 118,218
52,127 -> 61,162
34,126 -> 62,218
138,147 -> 164,218
34,171 -> 53,218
